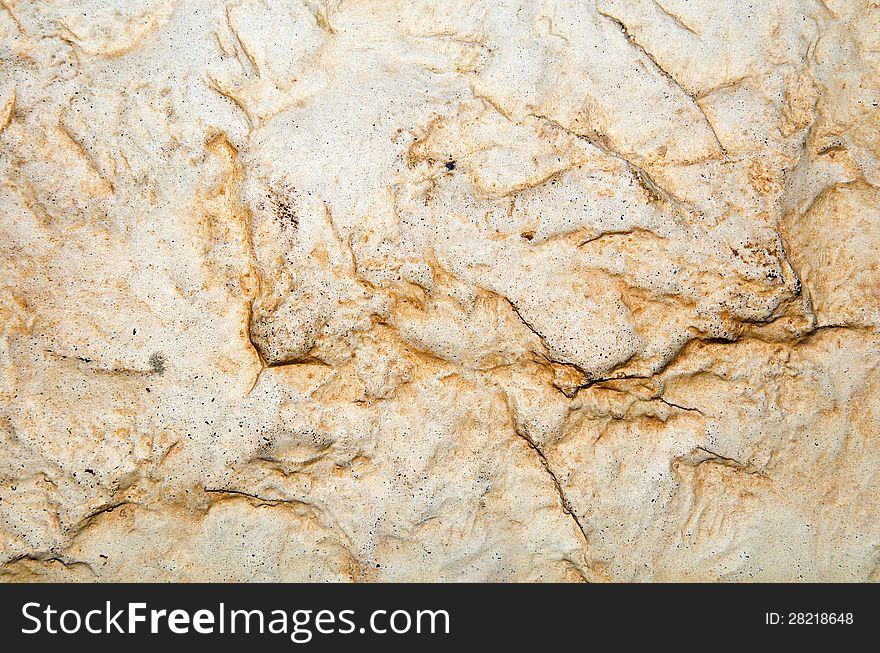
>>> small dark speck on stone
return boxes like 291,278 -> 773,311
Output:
149,352 -> 166,375
445,160 -> 456,171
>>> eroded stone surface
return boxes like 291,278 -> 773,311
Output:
1,0 -> 878,582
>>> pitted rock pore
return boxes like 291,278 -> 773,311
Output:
0,0 -> 878,582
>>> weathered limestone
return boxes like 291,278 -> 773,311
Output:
1,0 -> 878,582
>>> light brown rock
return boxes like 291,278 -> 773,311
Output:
0,0 -> 878,582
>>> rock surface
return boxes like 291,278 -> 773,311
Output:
0,0 -> 878,582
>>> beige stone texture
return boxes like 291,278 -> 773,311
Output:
0,0 -> 878,582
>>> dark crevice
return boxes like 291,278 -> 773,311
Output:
657,397 -> 706,416
511,424 -> 591,549
596,9 -> 728,157
203,487 -> 312,508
